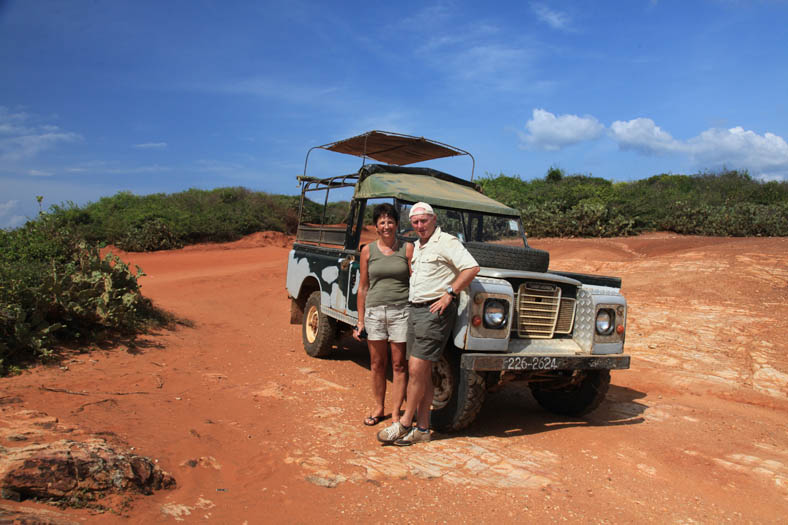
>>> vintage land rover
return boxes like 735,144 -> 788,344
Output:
286,131 -> 630,431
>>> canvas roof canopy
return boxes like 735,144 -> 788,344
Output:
316,130 -> 471,167
354,165 -> 519,217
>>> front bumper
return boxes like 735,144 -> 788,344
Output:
461,353 -> 630,372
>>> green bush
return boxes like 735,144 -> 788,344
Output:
0,214 -> 162,374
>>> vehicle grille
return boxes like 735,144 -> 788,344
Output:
515,282 -> 576,338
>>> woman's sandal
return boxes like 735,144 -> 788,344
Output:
363,415 -> 385,426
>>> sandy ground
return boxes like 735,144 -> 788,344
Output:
1,231 -> 787,523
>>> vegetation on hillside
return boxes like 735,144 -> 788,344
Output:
2,169 -> 785,373
478,168 -> 788,237
32,168 -> 788,249
45,187 -> 308,251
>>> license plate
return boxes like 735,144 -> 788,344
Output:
504,356 -> 559,371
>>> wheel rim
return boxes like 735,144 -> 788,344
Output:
431,356 -> 454,409
305,305 -> 319,343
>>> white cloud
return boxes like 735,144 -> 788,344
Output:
134,142 -> 168,149
28,169 -> 54,177
104,164 -> 171,174
519,109 -> 604,151
188,77 -> 340,105
421,39 -> 537,92
0,199 -> 19,215
0,200 -> 25,229
610,117 -> 788,178
1,215 -> 26,229
517,108 -> 788,180
400,1 -> 453,30
391,5 -> 536,92
531,3 -> 571,31
194,159 -> 243,173
453,44 -> 531,80
757,172 -> 785,182
609,118 -> 683,155
0,107 -> 32,134
687,127 -> 788,175
0,131 -> 81,162
0,106 -> 81,162
354,112 -> 414,136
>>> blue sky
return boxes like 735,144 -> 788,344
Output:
2,0 -> 788,228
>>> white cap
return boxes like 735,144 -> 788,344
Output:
409,202 -> 435,218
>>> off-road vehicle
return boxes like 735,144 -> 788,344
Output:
286,131 -> 630,431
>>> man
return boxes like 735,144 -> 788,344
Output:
377,202 -> 480,446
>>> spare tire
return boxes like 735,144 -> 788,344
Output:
463,241 -> 549,272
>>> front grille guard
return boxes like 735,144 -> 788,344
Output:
515,283 -> 576,339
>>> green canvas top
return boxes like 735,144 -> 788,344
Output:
354,170 -> 520,217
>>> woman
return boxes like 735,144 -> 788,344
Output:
354,203 -> 413,426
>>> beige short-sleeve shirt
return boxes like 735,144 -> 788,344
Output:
409,227 -> 478,303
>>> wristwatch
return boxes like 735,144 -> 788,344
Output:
446,285 -> 457,298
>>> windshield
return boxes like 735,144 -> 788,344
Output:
397,201 -> 525,247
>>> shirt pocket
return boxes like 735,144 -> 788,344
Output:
418,253 -> 442,271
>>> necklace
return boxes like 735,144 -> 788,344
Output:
378,238 -> 398,255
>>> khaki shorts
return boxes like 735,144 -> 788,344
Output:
407,301 -> 457,362
364,304 -> 409,342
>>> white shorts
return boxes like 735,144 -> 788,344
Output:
364,303 -> 409,343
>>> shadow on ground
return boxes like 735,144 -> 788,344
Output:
437,383 -> 647,441
329,334 -> 647,438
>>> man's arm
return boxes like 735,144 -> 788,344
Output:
429,265 -> 480,315
452,265 -> 480,294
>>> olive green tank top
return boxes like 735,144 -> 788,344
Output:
365,241 -> 409,307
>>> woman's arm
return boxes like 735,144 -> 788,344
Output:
406,242 -> 414,275
353,244 -> 371,341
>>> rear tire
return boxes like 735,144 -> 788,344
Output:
302,291 -> 336,358
463,242 -> 549,272
530,370 -> 610,416
430,348 -> 487,431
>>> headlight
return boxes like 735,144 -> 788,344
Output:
483,299 -> 508,328
596,309 -> 614,335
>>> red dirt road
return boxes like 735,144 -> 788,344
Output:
2,232 -> 787,523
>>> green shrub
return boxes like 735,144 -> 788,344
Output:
0,214 -> 161,374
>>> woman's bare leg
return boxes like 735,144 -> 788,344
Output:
389,341 -> 408,423
367,340 -> 389,419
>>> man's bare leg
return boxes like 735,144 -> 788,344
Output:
402,356 -> 432,428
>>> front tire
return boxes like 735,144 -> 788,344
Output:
302,291 -> 336,358
529,370 -> 610,416
430,348 -> 487,431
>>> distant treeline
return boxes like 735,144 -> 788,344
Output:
35,169 -> 788,250
40,188 -> 306,251
479,168 -> 788,237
